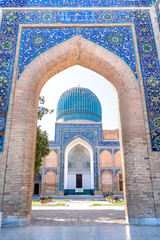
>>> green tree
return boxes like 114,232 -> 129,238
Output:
34,127 -> 50,174
34,97 -> 53,174
38,96 -> 54,120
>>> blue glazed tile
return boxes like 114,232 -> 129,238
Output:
0,10 -> 159,152
0,0 -> 153,8
18,26 -> 137,80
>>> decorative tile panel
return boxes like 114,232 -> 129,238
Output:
0,10 -> 159,151
0,0 -> 153,8
19,26 -> 137,79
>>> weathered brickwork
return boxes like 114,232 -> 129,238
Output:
0,0 -> 160,227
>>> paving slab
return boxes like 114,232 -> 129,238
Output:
1,200 -> 160,239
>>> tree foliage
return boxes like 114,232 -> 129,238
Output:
38,96 -> 54,120
34,126 -> 50,174
34,96 -> 53,174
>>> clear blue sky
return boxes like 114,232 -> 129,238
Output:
39,65 -> 119,140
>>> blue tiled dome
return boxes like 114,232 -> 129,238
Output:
56,87 -> 102,122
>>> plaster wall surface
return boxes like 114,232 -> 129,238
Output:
67,174 -> 76,189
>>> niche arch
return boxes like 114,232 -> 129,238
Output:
64,137 -> 94,190
100,150 -> 113,168
101,170 -> 113,193
44,171 -> 57,195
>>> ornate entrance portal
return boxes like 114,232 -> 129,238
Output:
0,0 -> 160,227
64,138 -> 94,195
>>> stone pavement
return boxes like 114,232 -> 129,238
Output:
1,225 -> 160,240
1,199 -> 160,239
31,200 -> 125,226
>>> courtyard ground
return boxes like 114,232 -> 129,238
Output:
0,197 -> 160,239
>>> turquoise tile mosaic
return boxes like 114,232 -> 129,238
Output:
0,0 -> 153,8
0,10 -> 159,152
56,87 -> 102,122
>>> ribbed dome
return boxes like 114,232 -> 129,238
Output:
56,87 -> 102,122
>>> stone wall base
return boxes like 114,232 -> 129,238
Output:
126,217 -> 160,225
2,215 -> 31,228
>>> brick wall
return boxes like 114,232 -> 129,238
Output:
103,129 -> 119,140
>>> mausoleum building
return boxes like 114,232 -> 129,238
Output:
34,87 -> 122,196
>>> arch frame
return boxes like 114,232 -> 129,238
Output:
0,36 -> 159,226
64,137 -> 94,190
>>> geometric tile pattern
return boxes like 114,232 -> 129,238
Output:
0,10 -> 159,151
0,0 -> 153,8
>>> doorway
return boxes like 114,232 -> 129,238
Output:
76,174 -> 82,188
34,183 -> 40,195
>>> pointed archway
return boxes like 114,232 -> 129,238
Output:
1,36 -> 155,226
